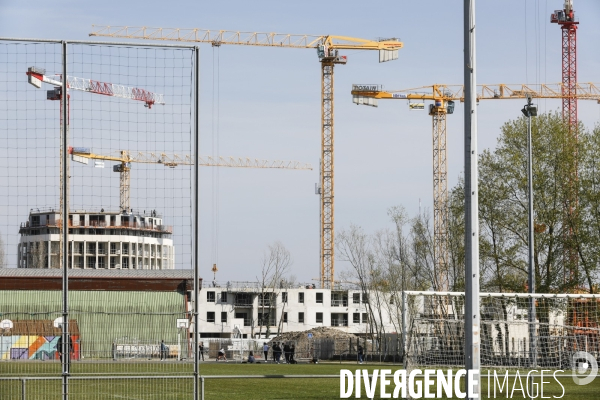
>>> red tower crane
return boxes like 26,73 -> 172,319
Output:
551,0 -> 579,134
551,1 -> 580,281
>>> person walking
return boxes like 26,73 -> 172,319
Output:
56,334 -> 73,369
357,344 -> 364,364
290,344 -> 296,364
199,342 -> 205,361
274,342 -> 282,364
283,342 -> 291,364
263,342 -> 269,362
160,340 -> 168,361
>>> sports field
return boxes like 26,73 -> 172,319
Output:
1,361 -> 599,399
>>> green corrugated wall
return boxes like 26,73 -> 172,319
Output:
0,291 -> 186,358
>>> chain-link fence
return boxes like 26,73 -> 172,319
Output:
0,37 -> 200,399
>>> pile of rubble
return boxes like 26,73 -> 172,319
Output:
271,326 -> 357,342
269,327 -> 362,359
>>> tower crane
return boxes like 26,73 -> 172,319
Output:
26,66 -> 165,108
551,0 -> 579,134
89,25 -> 404,289
551,0 -> 580,278
26,65 -> 165,205
69,147 -> 313,213
352,82 -> 600,291
26,65 -> 165,269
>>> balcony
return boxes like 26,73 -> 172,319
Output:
331,299 -> 348,307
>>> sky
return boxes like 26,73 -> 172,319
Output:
0,0 -> 599,285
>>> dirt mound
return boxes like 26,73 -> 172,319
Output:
271,326 -> 357,342
269,327 -> 359,359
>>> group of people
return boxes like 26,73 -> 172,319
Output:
263,341 -> 296,364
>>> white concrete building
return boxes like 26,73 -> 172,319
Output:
18,209 -> 174,269
194,282 -> 400,339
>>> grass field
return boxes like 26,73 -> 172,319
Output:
1,361 -> 599,399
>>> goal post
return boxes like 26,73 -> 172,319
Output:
402,291 -> 600,372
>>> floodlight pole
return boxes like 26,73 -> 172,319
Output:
523,95 -> 537,368
61,40 -> 69,400
464,1 -> 480,399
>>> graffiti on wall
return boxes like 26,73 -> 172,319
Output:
0,335 -> 80,360
0,319 -> 80,360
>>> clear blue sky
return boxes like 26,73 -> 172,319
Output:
0,1 -> 599,284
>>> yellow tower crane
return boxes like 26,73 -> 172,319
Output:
69,146 -> 313,212
351,82 -> 600,291
89,25 -> 404,289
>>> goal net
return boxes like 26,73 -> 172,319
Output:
403,291 -> 600,372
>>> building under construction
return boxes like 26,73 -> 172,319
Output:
17,209 -> 174,269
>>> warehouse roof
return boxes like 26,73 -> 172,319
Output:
0,268 -> 200,292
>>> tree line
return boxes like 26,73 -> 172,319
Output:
337,112 -> 600,338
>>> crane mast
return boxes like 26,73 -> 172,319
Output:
90,25 -> 403,289
551,0 -> 579,133
551,0 -> 580,281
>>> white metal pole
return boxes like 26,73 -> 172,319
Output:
526,96 -> 537,369
193,46 -> 201,400
61,40 -> 70,400
464,1 -> 480,398
401,291 -> 407,369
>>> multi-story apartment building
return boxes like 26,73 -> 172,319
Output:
17,209 -> 174,269
194,282 -> 400,339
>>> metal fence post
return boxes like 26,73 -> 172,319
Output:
201,376 -> 205,400
193,46 -> 200,400
61,39 -> 70,400
464,1 -> 480,398
401,291 -> 407,369
21,378 -> 26,400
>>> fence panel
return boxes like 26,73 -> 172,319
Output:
0,38 -> 198,398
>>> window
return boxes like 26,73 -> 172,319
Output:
207,291 -> 215,303
283,312 -> 288,323
316,312 -> 323,323
207,312 -> 215,323
236,312 -> 251,327
221,312 -> 227,323
353,293 -> 360,304
353,313 -> 360,324
362,293 -> 369,304
282,292 -> 288,303
389,295 -> 394,305
298,292 -> 304,303
221,292 -> 228,303
298,312 -> 305,323
362,313 -> 369,323
316,293 -> 323,304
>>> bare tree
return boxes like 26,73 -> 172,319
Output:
0,232 -> 6,268
256,241 -> 292,339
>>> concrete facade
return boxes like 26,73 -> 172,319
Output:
17,209 -> 174,269
194,282 -> 400,338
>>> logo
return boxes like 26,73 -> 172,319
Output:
340,369 -> 479,399
572,351 -> 598,386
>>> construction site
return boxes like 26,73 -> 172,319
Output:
1,1 -> 600,399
